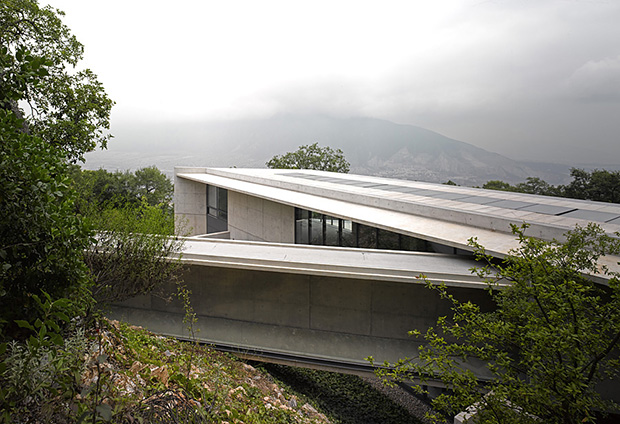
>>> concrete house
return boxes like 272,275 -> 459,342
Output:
113,166 -> 620,376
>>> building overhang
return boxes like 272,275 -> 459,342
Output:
176,167 -> 620,281
181,237 -> 489,288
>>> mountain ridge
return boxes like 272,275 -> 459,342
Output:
85,114 -> 605,186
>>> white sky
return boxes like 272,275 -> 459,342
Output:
46,0 -> 620,164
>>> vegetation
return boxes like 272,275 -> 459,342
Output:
1,316 -> 337,423
1,2 -> 183,421
483,168 -> 620,202
0,0 -> 109,337
266,142 -> 350,173
70,166 -> 174,212
0,0 -> 113,161
372,223 -> 620,423
260,363 -> 423,424
83,199 -> 185,304
71,166 -> 183,304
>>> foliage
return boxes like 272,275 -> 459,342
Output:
482,179 -> 517,192
562,168 -> 620,203
1,0 -> 112,334
261,363 -> 422,424
70,165 -> 173,212
77,320 -> 326,423
483,169 -> 620,202
373,223 -> 620,424
482,177 -> 558,196
266,142 -> 350,173
0,109 -> 93,334
1,0 -> 114,161
0,292 -> 88,423
83,200 -> 184,304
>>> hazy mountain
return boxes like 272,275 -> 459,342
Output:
85,114 -> 592,186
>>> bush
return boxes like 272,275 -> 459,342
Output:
84,200 -> 185,304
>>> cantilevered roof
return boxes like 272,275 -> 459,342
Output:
181,237 -> 485,288
175,167 -> 620,279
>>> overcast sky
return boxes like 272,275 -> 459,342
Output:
46,0 -> 620,164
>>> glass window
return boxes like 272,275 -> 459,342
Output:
378,229 -> 400,250
325,215 -> 340,246
207,185 -> 218,215
218,187 -> 228,219
400,234 -> 429,252
295,209 -> 310,244
341,220 -> 356,247
310,212 -> 324,245
291,208 -> 458,256
206,185 -> 228,233
358,224 -> 377,249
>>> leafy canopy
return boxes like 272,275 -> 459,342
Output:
1,0 -> 114,161
70,166 -> 173,212
266,142 -> 350,173
0,0 -> 112,335
373,223 -> 620,424
483,168 -> 620,203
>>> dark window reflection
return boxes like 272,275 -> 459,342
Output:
358,224 -> 377,249
292,207 -> 460,255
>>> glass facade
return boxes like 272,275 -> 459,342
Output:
206,186 -> 228,233
294,207 -> 438,253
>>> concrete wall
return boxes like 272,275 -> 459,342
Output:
174,169 -> 207,236
228,191 -> 295,243
115,264 -> 493,364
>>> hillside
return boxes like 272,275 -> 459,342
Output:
0,317 -> 426,423
85,114 -> 578,185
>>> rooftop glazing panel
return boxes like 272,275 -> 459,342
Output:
456,195 -> 503,205
518,204 -> 576,215
608,217 -> 620,225
560,209 -> 620,223
486,199 -> 537,209
275,171 -> 620,223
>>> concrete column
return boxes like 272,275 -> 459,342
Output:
174,167 -> 208,236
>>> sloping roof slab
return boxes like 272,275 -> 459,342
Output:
177,168 -> 620,279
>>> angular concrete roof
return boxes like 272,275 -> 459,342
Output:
176,167 -> 620,279
182,237 -> 486,288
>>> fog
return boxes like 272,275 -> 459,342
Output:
47,0 -> 620,165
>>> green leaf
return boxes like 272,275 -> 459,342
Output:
50,333 -> 63,346
96,403 -> 112,421
15,320 -> 34,331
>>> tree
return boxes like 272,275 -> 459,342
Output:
514,176 -> 557,196
0,0 -> 112,334
70,166 -> 173,211
561,168 -> 620,204
134,166 -> 173,207
83,200 -> 184,304
68,166 -> 182,303
266,142 -> 350,173
0,110 -> 93,331
1,0 -> 113,161
372,223 -> 620,424
482,180 -> 516,192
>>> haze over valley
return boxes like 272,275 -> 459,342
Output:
83,114 -> 618,187
46,0 -> 620,181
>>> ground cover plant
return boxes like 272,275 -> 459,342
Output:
259,363 -> 423,424
1,316 -> 335,423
